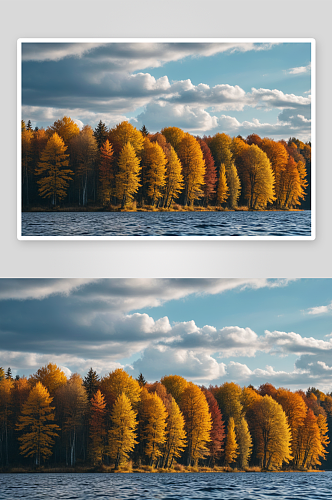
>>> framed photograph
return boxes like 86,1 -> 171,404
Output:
18,38 -> 315,240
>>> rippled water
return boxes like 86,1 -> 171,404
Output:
0,472 -> 330,499
21,211 -> 312,237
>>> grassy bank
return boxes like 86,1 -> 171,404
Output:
22,205 -> 304,213
1,464 -> 322,474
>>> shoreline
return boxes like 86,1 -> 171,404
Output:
22,207 -> 307,214
0,466 -> 325,474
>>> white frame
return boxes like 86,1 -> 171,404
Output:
17,38 -> 316,241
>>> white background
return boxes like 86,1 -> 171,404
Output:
1,0 -> 330,278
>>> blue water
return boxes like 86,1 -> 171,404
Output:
0,472 -> 330,499
21,211 -> 311,237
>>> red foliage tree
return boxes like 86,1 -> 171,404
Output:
246,134 -> 263,148
196,138 -> 217,203
258,383 -> 277,398
201,387 -> 225,465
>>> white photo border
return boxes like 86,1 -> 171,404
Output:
17,37 -> 316,241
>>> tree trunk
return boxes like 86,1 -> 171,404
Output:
71,428 -> 76,466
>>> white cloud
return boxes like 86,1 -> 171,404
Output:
250,88 -> 310,109
307,302 -> 332,315
218,113 -> 311,141
286,63 -> 311,75
132,346 -> 227,381
134,101 -> 218,132
0,349 -> 124,378
263,330 -> 332,355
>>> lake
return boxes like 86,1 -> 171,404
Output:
21,211 -> 312,237
0,471 -> 330,499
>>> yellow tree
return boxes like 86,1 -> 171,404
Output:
253,395 -> 292,470
237,144 -> 275,209
231,136 -> 248,159
142,138 -> 167,206
161,375 -> 188,404
316,414 -> 330,465
99,139 -> 114,206
260,138 -> 289,207
100,368 -> 141,410
0,378 -> 13,466
216,163 -> 229,206
180,382 -> 212,465
47,116 -> 80,145
279,157 -> 298,208
279,157 -> 307,208
16,382 -> 59,465
163,146 -> 184,208
297,409 -> 329,469
241,386 -> 261,415
162,397 -> 187,468
297,160 -> 308,199
208,132 -> 240,208
108,392 -> 138,469
275,388 -> 307,466
109,121 -> 144,155
35,133 -> 73,205
161,127 -> 185,152
89,390 -> 107,465
208,133 -> 233,170
227,163 -> 241,209
142,390 -> 168,466
224,417 -> 238,466
116,142 -> 141,208
29,363 -> 67,397
236,417 -> 252,469
213,382 -> 243,424
178,133 -> 206,206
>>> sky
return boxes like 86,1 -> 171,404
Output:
21,41 -> 312,142
1,278 -> 332,392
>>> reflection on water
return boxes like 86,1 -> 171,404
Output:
21,211 -> 312,237
0,472 -> 330,500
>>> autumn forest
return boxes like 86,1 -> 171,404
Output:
21,117 -> 311,212
0,364 -> 329,472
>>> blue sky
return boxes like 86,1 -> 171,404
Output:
0,278 -> 331,392
21,41 -> 312,141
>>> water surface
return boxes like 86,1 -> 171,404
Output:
21,211 -> 312,237
0,472 -> 330,499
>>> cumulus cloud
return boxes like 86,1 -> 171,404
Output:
307,302 -> 332,315
131,346 -> 227,381
0,349 -> 124,378
218,112 -> 311,141
286,63 -> 311,75
134,101 -> 218,132
159,324 -> 259,357
249,88 -> 310,109
164,83 -> 247,111
263,330 -> 332,355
